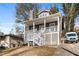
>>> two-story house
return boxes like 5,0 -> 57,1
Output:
24,10 -> 62,46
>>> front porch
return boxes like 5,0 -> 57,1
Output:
24,13 -> 62,46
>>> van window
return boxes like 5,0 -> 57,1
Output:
67,34 -> 76,36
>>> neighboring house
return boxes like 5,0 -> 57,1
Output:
0,34 -> 23,48
0,35 -> 5,47
24,10 -> 62,46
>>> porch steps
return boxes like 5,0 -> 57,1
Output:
33,33 -> 44,46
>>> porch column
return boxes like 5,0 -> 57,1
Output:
28,41 -> 30,46
60,16 -> 63,44
33,22 -> 35,46
44,19 -> 46,45
24,24 -> 26,44
33,22 -> 35,32
44,20 -> 46,30
51,32 -> 53,45
24,25 -> 29,46
57,16 -> 60,45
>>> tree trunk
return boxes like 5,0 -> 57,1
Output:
70,18 -> 74,31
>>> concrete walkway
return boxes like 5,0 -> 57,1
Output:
61,43 -> 79,56
54,47 -> 74,56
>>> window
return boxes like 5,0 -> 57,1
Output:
39,25 -> 44,30
45,14 -> 46,16
29,26 -> 33,30
49,23 -> 55,26
67,34 -> 76,37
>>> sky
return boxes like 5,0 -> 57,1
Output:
39,3 -> 64,16
0,3 -> 16,34
0,3 -> 77,34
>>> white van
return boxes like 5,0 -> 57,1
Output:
64,32 -> 78,43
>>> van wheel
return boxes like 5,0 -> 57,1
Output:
65,40 -> 68,43
76,41 -> 78,43
71,41 -> 73,43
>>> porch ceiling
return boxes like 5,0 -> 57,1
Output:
25,13 -> 62,26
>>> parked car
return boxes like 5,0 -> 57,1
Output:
64,32 -> 78,43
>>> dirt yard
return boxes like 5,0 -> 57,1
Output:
1,46 -> 57,56
16,46 -> 57,56
1,42 -> 78,56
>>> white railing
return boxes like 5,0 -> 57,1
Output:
45,26 -> 57,33
26,26 -> 57,33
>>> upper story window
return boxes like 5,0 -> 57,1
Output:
38,11 -> 50,18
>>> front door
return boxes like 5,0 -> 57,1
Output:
39,25 -> 44,30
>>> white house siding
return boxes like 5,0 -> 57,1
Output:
44,32 -> 58,45
51,33 -> 58,45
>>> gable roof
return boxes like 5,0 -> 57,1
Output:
5,34 -> 23,39
38,10 -> 50,15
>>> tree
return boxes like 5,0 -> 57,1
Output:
63,3 -> 79,33
16,3 -> 39,36
15,23 -> 24,36
49,6 -> 59,14
16,3 -> 39,22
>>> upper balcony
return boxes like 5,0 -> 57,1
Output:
24,13 -> 62,26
